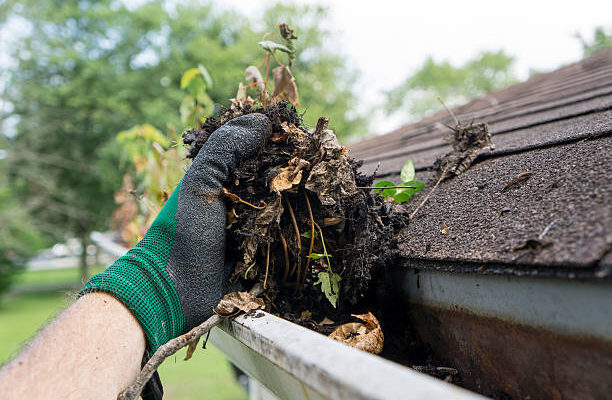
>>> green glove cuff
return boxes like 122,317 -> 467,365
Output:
80,183 -> 186,353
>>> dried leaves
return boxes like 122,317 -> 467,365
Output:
329,312 -> 384,355
272,66 -> 300,106
305,118 -> 358,206
213,291 -> 265,318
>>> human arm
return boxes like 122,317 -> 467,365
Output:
0,293 -> 145,400
0,113 -> 271,399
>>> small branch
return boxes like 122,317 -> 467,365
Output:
285,197 -> 301,281
285,197 -> 302,253
263,241 -> 271,289
357,185 -> 418,190
409,169 -> 447,220
279,231 -> 291,284
118,314 -> 222,400
438,96 -> 459,126
223,188 -> 266,209
118,285 -> 264,400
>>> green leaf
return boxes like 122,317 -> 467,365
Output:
392,191 -> 412,203
315,271 -> 341,308
180,68 -> 200,89
258,40 -> 293,54
401,160 -> 415,182
308,253 -> 332,260
301,231 -> 318,239
197,64 -> 213,88
396,180 -> 425,194
374,180 -> 397,199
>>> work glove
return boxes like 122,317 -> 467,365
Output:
81,114 -> 271,390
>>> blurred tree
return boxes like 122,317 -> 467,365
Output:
576,26 -> 612,57
1,0 -> 362,282
385,50 -> 516,120
0,140 -> 45,299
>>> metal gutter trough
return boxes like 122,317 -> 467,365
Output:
90,231 -> 485,399
209,311 -> 485,400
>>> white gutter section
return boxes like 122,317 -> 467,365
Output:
210,312 -> 485,400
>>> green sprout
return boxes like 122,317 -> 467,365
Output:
374,160 -> 425,203
310,223 -> 340,308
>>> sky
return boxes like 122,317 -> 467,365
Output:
1,0 -> 611,137
222,0 -> 612,134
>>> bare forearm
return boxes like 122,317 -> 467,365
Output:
0,293 -> 145,400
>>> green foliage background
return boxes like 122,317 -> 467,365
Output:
0,0 -> 365,289
385,50 -> 517,120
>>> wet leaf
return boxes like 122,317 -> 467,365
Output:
306,158 -> 358,206
300,310 -> 312,321
184,338 -> 199,361
328,312 -> 384,355
270,165 -> 303,193
258,40 -> 293,54
272,66 -> 300,106
314,271 -> 340,308
323,217 -> 343,226
245,66 -> 267,99
213,291 -> 265,317
400,160 -> 415,182
441,223 -> 449,235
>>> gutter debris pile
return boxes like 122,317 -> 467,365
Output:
184,101 -> 398,354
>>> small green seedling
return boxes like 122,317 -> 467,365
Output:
374,160 -> 425,203
310,224 -> 340,308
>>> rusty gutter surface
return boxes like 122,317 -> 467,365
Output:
392,267 -> 612,399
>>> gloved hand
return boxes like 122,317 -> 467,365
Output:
81,113 -> 271,353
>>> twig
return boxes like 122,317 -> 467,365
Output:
301,192 -> 316,289
118,285 -> 264,400
357,185 -> 418,190
263,241 -> 271,289
409,168 -> 448,220
118,314 -> 222,400
538,218 -> 558,240
285,197 -> 301,252
223,188 -> 266,209
285,197 -> 301,279
438,96 -> 459,126
279,231 -> 291,284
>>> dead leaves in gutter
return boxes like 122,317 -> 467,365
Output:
328,312 -> 384,355
213,291 -> 265,318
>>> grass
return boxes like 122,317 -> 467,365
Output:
13,265 -> 106,287
0,268 -> 247,400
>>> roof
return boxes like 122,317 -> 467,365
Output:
349,48 -> 612,278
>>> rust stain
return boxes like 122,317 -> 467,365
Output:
408,304 -> 612,400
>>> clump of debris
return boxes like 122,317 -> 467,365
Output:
184,101 -> 405,340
